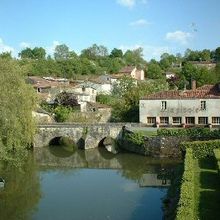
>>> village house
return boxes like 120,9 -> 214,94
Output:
140,81 -> 220,127
189,61 -> 216,70
117,66 -> 145,81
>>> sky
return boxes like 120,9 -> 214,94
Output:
0,0 -> 220,60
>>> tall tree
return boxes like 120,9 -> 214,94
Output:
110,48 -> 123,58
0,59 -> 37,166
54,44 -> 70,60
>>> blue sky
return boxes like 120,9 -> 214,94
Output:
0,0 -> 219,60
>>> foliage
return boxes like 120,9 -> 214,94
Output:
176,148 -> 195,220
0,59 -> 37,166
19,47 -> 46,60
147,62 -> 163,79
127,131 -> 145,146
181,140 -> 220,159
54,44 -> 71,60
157,128 -> 220,141
213,149 -> 220,174
54,106 -> 72,122
55,91 -> 79,107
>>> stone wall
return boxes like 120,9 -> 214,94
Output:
118,128 -> 189,158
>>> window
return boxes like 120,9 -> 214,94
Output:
212,117 -> 220,124
82,86 -> 85,92
172,117 -> 182,124
161,101 -> 167,110
201,101 -> 206,110
198,117 -> 208,125
185,117 -> 195,125
160,117 -> 169,124
147,117 -> 156,124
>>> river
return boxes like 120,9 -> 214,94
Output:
0,146 -> 179,220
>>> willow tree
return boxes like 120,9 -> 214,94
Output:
0,59 -> 37,165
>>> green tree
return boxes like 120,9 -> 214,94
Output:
110,48 -> 123,58
147,62 -> 163,79
54,44 -> 70,60
0,59 -> 37,166
215,47 -> 220,62
0,52 -> 12,59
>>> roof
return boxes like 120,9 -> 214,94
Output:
141,83 -> 220,100
118,66 -> 135,74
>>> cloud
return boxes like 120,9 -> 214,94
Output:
117,0 -> 136,8
46,40 -> 61,55
0,38 -> 15,53
165,30 -> 192,45
129,19 -> 151,27
19,42 -> 31,48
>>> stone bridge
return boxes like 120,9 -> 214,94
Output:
34,123 -> 142,149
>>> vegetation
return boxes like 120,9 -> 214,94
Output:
176,148 -> 195,220
213,149 -> 220,174
157,128 -> 220,141
127,131 -> 145,146
181,139 -> 220,159
0,59 -> 37,166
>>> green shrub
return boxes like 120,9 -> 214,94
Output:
127,131 -> 145,146
176,148 -> 195,220
181,140 -> 220,159
54,106 -> 72,122
214,149 -> 220,174
157,128 -> 220,141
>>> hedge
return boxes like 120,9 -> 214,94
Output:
157,128 -> 220,141
176,148 -> 195,220
214,149 -> 220,174
181,140 -> 220,159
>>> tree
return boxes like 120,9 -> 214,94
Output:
19,47 -> 46,60
0,59 -> 37,166
124,47 -> 145,67
215,47 -> 220,62
147,62 -> 163,79
110,48 -> 123,58
0,51 -> 12,59
54,44 -> 70,60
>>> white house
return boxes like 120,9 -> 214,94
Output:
140,83 -> 220,127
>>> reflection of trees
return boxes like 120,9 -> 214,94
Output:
0,154 -> 41,220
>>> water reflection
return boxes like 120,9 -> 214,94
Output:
0,154 -> 41,220
34,146 -> 179,186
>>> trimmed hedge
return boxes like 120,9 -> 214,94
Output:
214,149 -> 220,174
176,148 -> 195,220
157,128 -> 220,141
181,140 -> 220,159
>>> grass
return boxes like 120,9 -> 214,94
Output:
194,157 -> 220,220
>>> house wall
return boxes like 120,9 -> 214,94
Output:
140,98 -> 220,125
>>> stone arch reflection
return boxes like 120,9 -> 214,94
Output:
48,136 -> 76,158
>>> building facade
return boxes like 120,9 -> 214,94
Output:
140,84 -> 220,127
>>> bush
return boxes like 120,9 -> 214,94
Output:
127,131 -> 145,146
214,149 -> 220,174
54,106 -> 72,122
181,140 -> 220,159
157,128 -> 220,141
176,148 -> 195,220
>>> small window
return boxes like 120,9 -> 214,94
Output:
185,117 -> 195,125
160,117 -> 169,124
198,117 -> 208,125
172,117 -> 182,124
147,117 -> 156,124
212,117 -> 220,124
201,101 -> 206,110
82,86 -> 85,92
161,101 -> 167,110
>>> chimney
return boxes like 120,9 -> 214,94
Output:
191,80 -> 196,90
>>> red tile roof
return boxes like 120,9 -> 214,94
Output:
141,84 -> 220,100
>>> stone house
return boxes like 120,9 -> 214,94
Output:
117,66 -> 145,81
140,82 -> 220,127
189,61 -> 216,70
